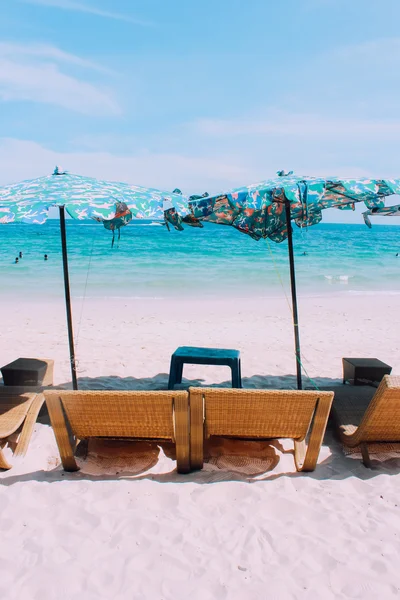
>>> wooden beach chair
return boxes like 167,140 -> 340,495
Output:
0,390 -> 45,469
189,387 -> 334,472
44,389 -> 190,473
331,375 -> 400,467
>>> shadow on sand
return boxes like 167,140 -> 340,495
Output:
57,372 -> 344,391
2,373 -> 400,486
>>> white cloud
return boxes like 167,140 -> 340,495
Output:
0,42 -> 120,115
185,110 -> 400,183
0,138 -> 254,194
0,42 -> 112,74
18,0 -> 155,26
191,112 -> 400,140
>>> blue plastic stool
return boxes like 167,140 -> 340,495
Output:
167,346 -> 242,390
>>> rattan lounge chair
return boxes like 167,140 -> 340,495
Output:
44,390 -> 190,473
189,387 -> 334,472
331,375 -> 400,467
0,390 -> 45,469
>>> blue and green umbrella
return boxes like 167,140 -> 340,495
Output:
0,167 -> 195,389
188,172 -> 400,242
188,172 -> 400,388
0,166 -> 190,223
363,203 -> 400,227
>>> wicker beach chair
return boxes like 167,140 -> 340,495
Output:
44,389 -> 190,473
0,391 -> 45,469
331,375 -> 400,467
189,387 -> 334,472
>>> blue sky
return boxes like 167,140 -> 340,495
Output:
1,0 -> 400,223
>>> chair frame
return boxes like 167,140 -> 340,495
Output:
45,389 -> 190,474
332,375 -> 400,467
0,391 -> 45,469
189,387 -> 334,472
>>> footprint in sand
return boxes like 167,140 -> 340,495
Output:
51,546 -> 74,565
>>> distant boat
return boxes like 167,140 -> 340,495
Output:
149,221 -> 166,226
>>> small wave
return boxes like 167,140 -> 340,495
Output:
133,222 -> 164,227
324,275 -> 353,284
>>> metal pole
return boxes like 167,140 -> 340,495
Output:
59,206 -> 78,390
285,199 -> 302,390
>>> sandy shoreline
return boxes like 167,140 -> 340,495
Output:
1,293 -> 399,386
1,294 -> 400,599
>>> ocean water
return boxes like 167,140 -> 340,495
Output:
0,220 -> 399,299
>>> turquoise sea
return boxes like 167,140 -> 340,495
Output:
0,221 -> 399,299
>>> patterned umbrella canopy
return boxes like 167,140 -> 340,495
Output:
187,170 -> 400,390
0,167 -> 196,390
363,204 -> 400,227
0,167 -> 190,224
188,171 -> 400,241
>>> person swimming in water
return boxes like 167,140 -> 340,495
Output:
44,254 -> 48,261
15,257 -> 19,264
19,251 -> 23,258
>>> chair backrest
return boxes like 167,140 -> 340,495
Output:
189,387 -> 333,440
44,389 -> 188,441
357,375 -> 400,442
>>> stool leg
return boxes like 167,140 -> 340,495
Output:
231,359 -> 241,388
176,361 -> 184,384
168,356 -> 177,390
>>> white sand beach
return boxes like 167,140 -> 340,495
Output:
1,294 -> 400,599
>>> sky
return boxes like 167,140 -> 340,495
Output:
1,0 -> 400,223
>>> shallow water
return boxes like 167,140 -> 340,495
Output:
0,220 -> 399,299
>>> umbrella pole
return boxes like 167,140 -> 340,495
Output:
285,199 -> 302,390
59,206 -> 78,390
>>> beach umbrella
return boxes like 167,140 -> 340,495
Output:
188,172 -> 400,388
363,204 -> 400,227
0,167 -> 194,389
95,201 -> 133,247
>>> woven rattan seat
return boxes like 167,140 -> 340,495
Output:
0,390 -> 45,469
189,387 -> 334,472
331,375 -> 400,466
44,390 -> 191,473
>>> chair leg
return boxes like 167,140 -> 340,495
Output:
189,389 -> 204,470
294,440 -> 306,471
46,393 -> 79,472
14,393 -> 45,458
0,443 -> 12,470
173,394 -> 190,474
360,443 -> 372,468
294,394 -> 333,471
